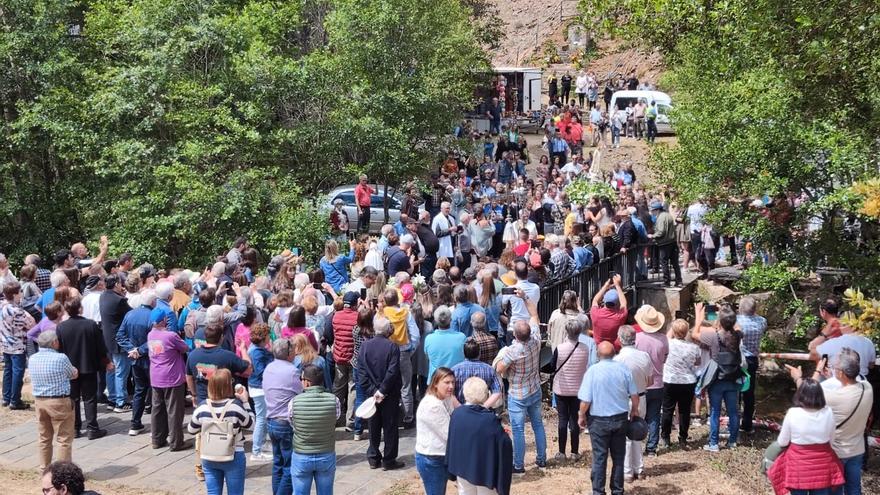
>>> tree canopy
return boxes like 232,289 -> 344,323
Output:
0,0 -> 490,266
581,0 -> 880,283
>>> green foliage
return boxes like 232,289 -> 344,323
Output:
735,262 -> 800,295
581,0 -> 880,276
0,0 -> 487,267
785,299 -> 820,341
564,178 -> 616,205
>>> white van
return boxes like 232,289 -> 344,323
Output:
608,90 -> 674,134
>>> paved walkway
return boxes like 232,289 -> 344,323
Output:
0,406 -> 417,494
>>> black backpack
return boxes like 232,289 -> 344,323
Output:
714,333 -> 744,382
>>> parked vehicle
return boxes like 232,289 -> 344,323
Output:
608,90 -> 675,134
324,185 -> 411,234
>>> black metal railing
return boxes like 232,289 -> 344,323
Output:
537,248 -> 640,322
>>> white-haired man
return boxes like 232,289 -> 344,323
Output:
432,201 -> 457,259
153,281 -> 179,336
614,325 -> 652,482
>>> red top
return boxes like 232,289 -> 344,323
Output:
355,183 -> 374,208
768,442 -> 843,495
513,242 -> 530,257
590,305 -> 627,352
331,308 -> 358,364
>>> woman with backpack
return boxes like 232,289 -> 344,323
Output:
691,303 -> 744,452
188,368 -> 254,495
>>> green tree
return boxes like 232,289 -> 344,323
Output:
325,0 -> 489,217
581,0 -> 880,279
0,0 -> 488,267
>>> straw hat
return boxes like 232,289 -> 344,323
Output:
634,305 -> 666,333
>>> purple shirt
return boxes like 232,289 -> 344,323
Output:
263,359 -> 303,420
635,331 -> 669,390
28,317 -> 57,342
148,329 -> 189,388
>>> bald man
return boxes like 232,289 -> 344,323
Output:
578,340 -> 639,495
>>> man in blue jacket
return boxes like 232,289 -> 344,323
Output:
116,290 -> 155,436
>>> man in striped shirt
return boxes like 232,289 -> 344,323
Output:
495,290 -> 546,474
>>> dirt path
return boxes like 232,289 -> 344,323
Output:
524,131 -> 673,184
383,406 -> 880,495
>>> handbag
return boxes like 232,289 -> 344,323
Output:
546,341 -> 580,377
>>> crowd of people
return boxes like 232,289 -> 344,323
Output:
0,106 -> 875,495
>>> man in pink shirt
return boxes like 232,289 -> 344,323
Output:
354,174 -> 375,233
590,275 -> 628,352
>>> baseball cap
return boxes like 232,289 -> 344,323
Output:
149,308 -> 167,326
343,291 -> 360,307
603,289 -> 619,305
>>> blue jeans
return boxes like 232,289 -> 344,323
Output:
841,455 -> 862,495
708,380 -> 739,447
203,450 -> 246,495
291,451 -> 335,495
415,453 -> 448,495
268,418 -> 293,495
790,489 -> 840,495
508,391 -> 546,469
110,352 -> 131,407
351,367 -> 366,434
252,394 -> 268,455
644,388 -> 664,453
2,353 -> 26,405
611,126 -> 621,145
588,413 -> 628,495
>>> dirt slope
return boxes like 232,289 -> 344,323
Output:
488,1 -> 665,88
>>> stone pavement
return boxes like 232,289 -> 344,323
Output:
0,406 -> 417,494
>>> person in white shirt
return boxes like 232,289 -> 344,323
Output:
560,157 -> 582,180
514,209 -> 538,239
813,328 -> 876,378
614,325 -> 653,482
774,377 -> 837,458
80,276 -> 104,323
575,72 -> 589,107
414,367 -> 458,495
431,202 -> 457,259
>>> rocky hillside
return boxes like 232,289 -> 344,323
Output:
489,0 -> 665,88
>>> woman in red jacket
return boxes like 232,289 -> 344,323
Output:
768,378 -> 844,495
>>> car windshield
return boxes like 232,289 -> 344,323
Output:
333,192 -> 356,205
